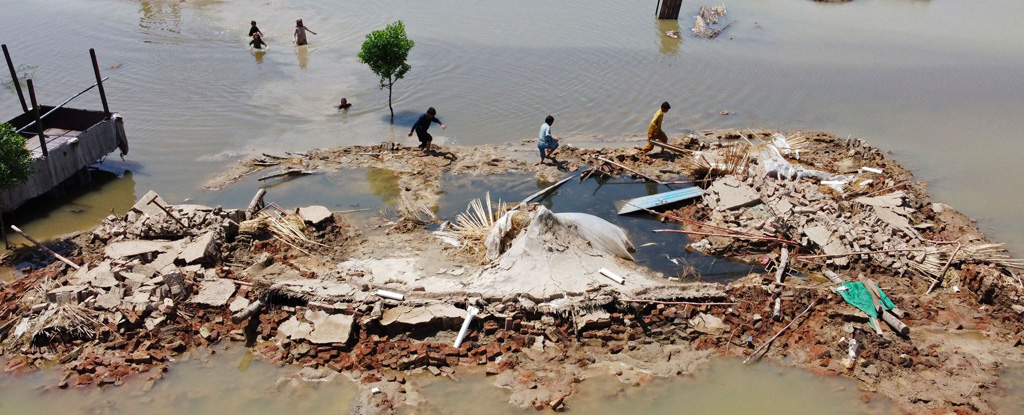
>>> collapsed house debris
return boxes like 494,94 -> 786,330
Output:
3,131 -> 1024,415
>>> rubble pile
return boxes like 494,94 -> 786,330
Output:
2,132 -> 1024,415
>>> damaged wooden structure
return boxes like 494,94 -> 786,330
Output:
1,45 -> 128,212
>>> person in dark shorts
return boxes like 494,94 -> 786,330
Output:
408,107 -> 446,152
249,33 -> 267,49
249,20 -> 263,37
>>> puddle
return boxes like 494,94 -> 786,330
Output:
0,346 -> 358,415
190,168 -> 402,213
437,172 -> 755,283
409,359 -> 898,415
993,366 -> 1024,415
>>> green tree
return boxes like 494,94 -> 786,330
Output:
0,122 -> 33,247
357,21 -> 415,123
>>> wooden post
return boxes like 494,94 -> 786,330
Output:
658,0 -> 683,19
2,44 -> 28,113
26,79 -> 47,157
89,49 -> 110,117
774,247 -> 789,284
9,225 -> 80,270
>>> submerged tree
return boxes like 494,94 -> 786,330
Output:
357,20 -> 415,123
0,123 -> 33,247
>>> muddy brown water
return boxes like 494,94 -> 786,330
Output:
0,346 -> 895,415
1,0 -> 1022,411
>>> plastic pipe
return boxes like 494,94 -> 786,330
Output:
376,289 -> 404,301
598,268 -> 625,285
453,306 -> 480,348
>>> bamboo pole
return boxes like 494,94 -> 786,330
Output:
9,225 -> 80,270
593,156 -> 666,185
621,299 -> 735,306
744,298 -> 819,364
653,229 -> 798,245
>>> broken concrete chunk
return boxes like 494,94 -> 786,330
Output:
305,309 -> 354,344
298,206 -> 333,226
711,177 -> 761,211
95,286 -> 124,311
380,304 -> 464,327
131,190 -> 172,221
105,240 -> 183,260
47,285 -> 87,304
229,297 -> 251,313
277,316 -> 313,341
189,278 -> 237,307
690,313 -> 730,335
178,231 -> 220,265
83,261 -> 118,288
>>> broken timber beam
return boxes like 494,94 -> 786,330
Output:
774,247 -> 789,284
257,169 -> 317,182
593,156 -> 666,185
246,188 -> 267,220
9,225 -> 80,270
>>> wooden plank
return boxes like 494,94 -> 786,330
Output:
522,173 -> 577,204
649,140 -> 690,155
617,187 -> 702,215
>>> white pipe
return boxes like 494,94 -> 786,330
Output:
453,306 -> 480,348
859,166 -> 883,174
376,289 -> 404,301
598,268 -> 625,285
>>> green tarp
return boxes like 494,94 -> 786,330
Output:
838,281 -> 895,330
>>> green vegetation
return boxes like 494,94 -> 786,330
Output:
0,123 -> 32,191
357,21 -> 415,122
0,122 -> 32,246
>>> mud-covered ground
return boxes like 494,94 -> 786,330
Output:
2,130 -> 1023,415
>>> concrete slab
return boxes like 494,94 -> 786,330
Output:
298,206 -> 333,226
277,316 -> 313,340
84,260 -> 118,288
711,177 -> 761,211
105,240 -> 183,260
190,278 -> 236,307
305,309 -> 354,344
179,231 -> 219,265
229,297 -> 250,313
381,304 -> 465,327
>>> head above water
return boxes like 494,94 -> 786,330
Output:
427,107 -> 436,117
251,20 -> 257,26
253,33 -> 261,39
661,101 -> 671,112
296,18 -> 303,27
545,115 -> 554,125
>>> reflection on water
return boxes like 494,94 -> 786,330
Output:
436,172 -> 753,282
296,45 -> 309,69
410,359 -> 897,415
138,1 -> 181,33
657,19 -> 682,56
191,168 -> 402,212
0,346 -> 358,415
1,169 -> 136,256
367,167 -> 401,206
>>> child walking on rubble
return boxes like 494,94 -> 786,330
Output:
642,101 -> 671,153
408,107 -> 446,153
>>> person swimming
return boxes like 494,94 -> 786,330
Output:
337,98 -> 352,110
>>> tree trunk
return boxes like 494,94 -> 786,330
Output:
388,76 -> 395,123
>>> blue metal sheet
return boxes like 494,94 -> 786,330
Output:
617,187 -> 702,215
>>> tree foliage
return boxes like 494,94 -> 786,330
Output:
0,123 -> 32,191
357,20 -> 415,122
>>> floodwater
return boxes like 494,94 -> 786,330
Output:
409,358 -> 897,415
1,0 -> 1023,412
0,346 -> 359,414
1,0 -> 1023,254
0,347 -> 896,415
